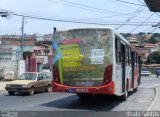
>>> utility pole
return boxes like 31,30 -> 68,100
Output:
21,16 -> 24,60
18,16 -> 25,77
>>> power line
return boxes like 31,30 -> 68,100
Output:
107,0 -> 145,6
46,0 -> 159,23
0,9 -> 156,26
106,0 -> 139,10
48,0 -> 114,14
48,0 -> 137,15
116,6 -> 145,30
142,26 -> 153,32
150,27 -> 159,33
1,8 -> 159,24
137,0 -> 146,6
130,13 -> 155,33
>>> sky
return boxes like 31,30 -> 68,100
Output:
0,0 -> 160,35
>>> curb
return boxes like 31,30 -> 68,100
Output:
0,90 -> 6,92
0,90 -> 7,95
147,87 -> 158,111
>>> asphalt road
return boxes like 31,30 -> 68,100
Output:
0,76 -> 159,117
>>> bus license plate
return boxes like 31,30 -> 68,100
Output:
76,88 -> 89,93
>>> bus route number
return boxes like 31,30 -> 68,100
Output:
76,88 -> 89,93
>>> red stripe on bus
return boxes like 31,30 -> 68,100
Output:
52,81 -> 115,95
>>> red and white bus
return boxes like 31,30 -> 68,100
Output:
52,28 -> 142,101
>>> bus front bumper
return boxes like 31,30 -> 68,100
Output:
52,81 -> 115,95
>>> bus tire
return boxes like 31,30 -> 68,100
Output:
133,87 -> 138,92
77,94 -> 92,99
120,82 -> 128,101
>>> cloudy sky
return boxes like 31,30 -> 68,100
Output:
0,0 -> 159,34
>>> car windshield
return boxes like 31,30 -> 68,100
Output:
18,73 -> 37,80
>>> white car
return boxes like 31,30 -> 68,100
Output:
141,71 -> 152,76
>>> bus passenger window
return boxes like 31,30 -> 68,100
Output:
115,37 -> 121,64
135,53 -> 138,66
128,49 -> 131,65
125,47 -> 129,65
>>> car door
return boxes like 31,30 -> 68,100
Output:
42,73 -> 50,89
37,73 -> 45,91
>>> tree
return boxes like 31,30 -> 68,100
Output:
121,33 -> 131,38
138,32 -> 145,36
146,51 -> 160,64
152,33 -> 160,38
148,37 -> 158,44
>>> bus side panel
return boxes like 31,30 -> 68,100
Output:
113,64 -> 122,96
125,66 -> 132,91
134,66 -> 139,88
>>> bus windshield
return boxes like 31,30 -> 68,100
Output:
54,28 -> 113,86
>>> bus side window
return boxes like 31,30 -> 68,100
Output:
125,47 -> 130,65
128,48 -> 131,65
115,37 -> 121,64
135,53 -> 138,66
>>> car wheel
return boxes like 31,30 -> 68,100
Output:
46,85 -> 52,92
8,91 -> 15,95
29,87 -> 35,95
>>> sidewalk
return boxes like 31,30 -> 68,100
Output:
148,86 -> 160,111
0,82 -> 7,92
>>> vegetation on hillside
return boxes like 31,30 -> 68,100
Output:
146,51 -> 160,64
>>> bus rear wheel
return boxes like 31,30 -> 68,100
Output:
120,83 -> 128,101
77,94 -> 92,99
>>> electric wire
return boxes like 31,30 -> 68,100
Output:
130,13 -> 155,33
150,27 -> 159,33
48,0 -> 141,16
137,0 -> 146,6
106,0 -> 138,10
0,9 -> 157,26
46,0 -> 159,22
116,6 -> 145,30
142,26 -> 153,32
107,0 -> 144,6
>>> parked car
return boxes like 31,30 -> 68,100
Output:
5,72 -> 52,95
141,71 -> 152,76
156,69 -> 160,78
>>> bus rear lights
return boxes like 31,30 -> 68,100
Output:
103,64 -> 113,85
